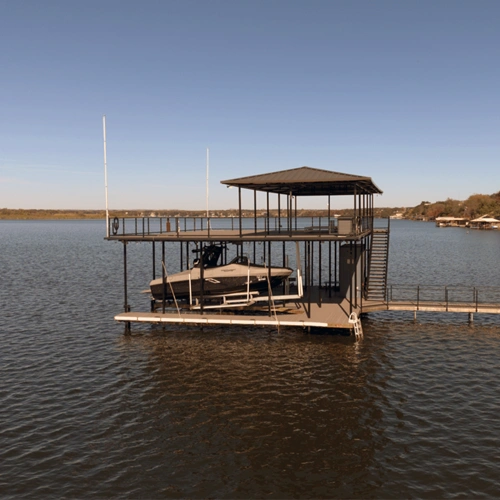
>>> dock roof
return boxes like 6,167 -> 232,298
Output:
221,166 -> 382,196
471,217 -> 500,223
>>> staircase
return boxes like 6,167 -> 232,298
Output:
366,228 -> 390,301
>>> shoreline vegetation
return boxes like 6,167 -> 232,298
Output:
1,190 -> 499,221
1,207 -> 400,220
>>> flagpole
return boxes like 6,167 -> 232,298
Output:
103,115 -> 109,237
206,147 -> 209,220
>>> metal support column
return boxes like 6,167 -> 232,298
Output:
239,188 -> 242,238
328,240 -> 332,297
267,240 -> 272,316
123,241 -> 130,331
266,192 -> 270,234
278,194 -> 281,233
151,242 -> 156,312
161,241 -> 166,314
200,245 -> 205,314
254,190 -> 257,233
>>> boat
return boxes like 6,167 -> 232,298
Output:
149,244 -> 293,301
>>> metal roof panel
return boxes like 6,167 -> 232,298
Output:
221,166 -> 382,196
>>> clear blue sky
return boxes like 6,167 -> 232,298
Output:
1,0 -> 499,210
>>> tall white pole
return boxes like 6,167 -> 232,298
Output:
206,147 -> 209,219
103,115 -> 109,237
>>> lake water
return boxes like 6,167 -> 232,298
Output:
1,219 -> 500,498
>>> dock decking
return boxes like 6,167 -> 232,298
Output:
115,304 -> 355,329
116,287 -> 360,329
106,222 -> 373,243
364,301 -> 500,315
364,284 -> 500,316
115,298 -> 500,331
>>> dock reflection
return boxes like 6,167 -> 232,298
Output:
119,326 -> 391,497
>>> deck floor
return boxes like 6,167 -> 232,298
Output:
114,295 -> 500,330
115,287 -> 359,329
363,301 -> 500,314
107,228 -> 370,243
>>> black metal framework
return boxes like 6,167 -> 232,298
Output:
110,167 -> 385,328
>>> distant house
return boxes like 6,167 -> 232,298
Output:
390,212 -> 404,219
434,217 -> 468,227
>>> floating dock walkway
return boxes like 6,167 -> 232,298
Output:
363,284 -> 500,320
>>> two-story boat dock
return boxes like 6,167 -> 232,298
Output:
106,166 -> 387,334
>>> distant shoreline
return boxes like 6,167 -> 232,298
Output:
0,207 -> 400,220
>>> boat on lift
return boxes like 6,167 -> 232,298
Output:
149,244 -> 293,302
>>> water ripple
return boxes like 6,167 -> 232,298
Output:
1,221 -> 500,497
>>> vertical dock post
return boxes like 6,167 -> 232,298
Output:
123,241 -> 131,332
328,240 -> 332,298
267,241 -> 272,316
239,188 -> 242,238
151,241 -> 156,312
162,241 -> 166,314
152,241 -> 156,279
200,246 -> 205,314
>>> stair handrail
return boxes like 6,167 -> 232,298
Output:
366,217 -> 390,301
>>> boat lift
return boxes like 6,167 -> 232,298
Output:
160,242 -> 304,311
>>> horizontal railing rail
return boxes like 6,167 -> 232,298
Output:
385,284 -> 500,310
107,215 -> 376,238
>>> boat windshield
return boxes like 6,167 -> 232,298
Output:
193,244 -> 223,268
229,255 -> 249,266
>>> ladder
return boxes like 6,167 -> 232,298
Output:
348,312 -> 363,340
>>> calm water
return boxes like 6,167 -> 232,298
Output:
1,219 -> 500,498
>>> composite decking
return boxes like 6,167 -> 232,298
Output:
106,227 -> 372,243
115,297 -> 500,330
115,287 -> 360,329
363,300 -> 500,315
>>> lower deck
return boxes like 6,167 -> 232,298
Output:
116,287 -> 362,330
114,294 -> 500,331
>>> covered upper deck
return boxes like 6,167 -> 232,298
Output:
106,166 -> 382,242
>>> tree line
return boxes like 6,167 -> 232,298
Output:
405,192 -> 500,220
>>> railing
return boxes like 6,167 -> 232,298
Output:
107,215 -> 375,238
385,284 -> 500,311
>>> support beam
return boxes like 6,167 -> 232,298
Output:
123,241 -> 130,332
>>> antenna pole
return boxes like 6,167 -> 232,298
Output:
103,115 -> 109,237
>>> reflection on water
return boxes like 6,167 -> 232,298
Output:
123,327 -> 388,498
1,220 -> 500,497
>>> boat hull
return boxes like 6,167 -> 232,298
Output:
150,264 -> 292,301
